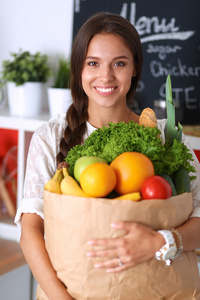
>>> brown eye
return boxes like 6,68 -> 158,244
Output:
114,61 -> 126,67
88,61 -> 98,66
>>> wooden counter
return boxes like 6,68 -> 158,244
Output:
0,239 -> 26,275
183,125 -> 200,137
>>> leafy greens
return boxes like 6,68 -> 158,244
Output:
65,121 -> 196,179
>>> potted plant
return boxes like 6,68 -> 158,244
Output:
47,57 -> 72,118
0,49 -> 51,117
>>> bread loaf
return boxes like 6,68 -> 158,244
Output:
139,108 -> 158,128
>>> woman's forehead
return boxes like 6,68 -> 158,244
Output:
86,33 -> 133,58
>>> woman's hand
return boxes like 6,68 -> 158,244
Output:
86,221 -> 164,273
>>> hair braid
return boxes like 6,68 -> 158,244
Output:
56,101 -> 88,165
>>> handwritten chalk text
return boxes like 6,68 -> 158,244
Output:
159,83 -> 198,109
146,44 -> 182,60
120,2 -> 195,42
150,59 -> 200,77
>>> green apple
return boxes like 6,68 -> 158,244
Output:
74,156 -> 107,183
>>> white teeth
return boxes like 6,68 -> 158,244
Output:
96,87 -> 115,93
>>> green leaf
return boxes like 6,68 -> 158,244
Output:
0,49 -> 52,86
164,75 -> 182,143
53,57 -> 71,89
166,74 -> 172,103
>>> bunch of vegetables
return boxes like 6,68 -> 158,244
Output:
45,75 -> 196,200
66,121 -> 195,180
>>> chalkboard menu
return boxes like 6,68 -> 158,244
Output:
73,0 -> 200,125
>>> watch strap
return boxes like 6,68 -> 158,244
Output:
158,230 -> 175,245
155,230 -> 177,266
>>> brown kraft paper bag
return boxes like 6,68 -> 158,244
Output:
37,191 -> 200,300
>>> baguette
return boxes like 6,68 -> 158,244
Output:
139,108 -> 158,128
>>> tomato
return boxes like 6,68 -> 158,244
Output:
141,175 -> 172,200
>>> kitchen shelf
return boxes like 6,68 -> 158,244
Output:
0,106 -> 50,241
0,106 -> 50,131
0,238 -> 26,275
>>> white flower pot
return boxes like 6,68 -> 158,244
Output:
47,87 -> 72,118
0,86 -> 4,106
7,82 -> 44,117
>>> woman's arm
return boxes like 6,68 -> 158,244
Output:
20,213 -> 74,300
176,217 -> 200,251
86,217 -> 200,273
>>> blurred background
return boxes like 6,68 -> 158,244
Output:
0,1 -> 199,299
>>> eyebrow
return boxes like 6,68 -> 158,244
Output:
85,55 -> 130,60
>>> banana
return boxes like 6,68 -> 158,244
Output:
114,192 -> 141,201
44,168 -> 63,194
62,166 -> 70,177
60,167 -> 91,197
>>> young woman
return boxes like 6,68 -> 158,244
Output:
15,12 -> 200,299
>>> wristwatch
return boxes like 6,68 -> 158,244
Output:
155,230 -> 177,266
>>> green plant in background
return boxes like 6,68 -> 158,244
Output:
53,57 -> 71,89
0,49 -> 52,86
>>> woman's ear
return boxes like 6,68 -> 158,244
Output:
132,70 -> 137,77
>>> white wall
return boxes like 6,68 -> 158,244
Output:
0,0 -> 74,104
0,2 -> 74,298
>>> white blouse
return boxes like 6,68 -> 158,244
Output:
15,114 -> 200,227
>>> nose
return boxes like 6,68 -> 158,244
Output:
100,65 -> 114,83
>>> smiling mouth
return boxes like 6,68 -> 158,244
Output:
95,87 -> 117,94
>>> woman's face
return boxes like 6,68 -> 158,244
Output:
81,33 -> 137,110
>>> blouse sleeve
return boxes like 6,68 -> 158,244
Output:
14,115 -> 66,227
182,134 -> 200,218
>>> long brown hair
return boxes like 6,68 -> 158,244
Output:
56,12 -> 143,164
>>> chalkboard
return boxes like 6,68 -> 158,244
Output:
73,0 -> 200,125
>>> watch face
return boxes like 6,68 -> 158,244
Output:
163,246 -> 177,260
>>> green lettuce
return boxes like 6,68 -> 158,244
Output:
163,140 -> 196,180
65,121 -> 196,179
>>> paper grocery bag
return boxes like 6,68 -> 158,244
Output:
37,191 -> 200,300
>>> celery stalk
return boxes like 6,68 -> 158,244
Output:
164,75 -> 182,143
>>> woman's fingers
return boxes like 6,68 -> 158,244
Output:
86,247 -> 118,258
94,257 -> 135,273
95,257 -> 122,269
110,221 -> 137,231
88,237 -> 118,247
86,221 -> 162,272
87,221 -> 134,248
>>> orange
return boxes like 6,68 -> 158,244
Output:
80,162 -> 116,198
110,152 -> 154,195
